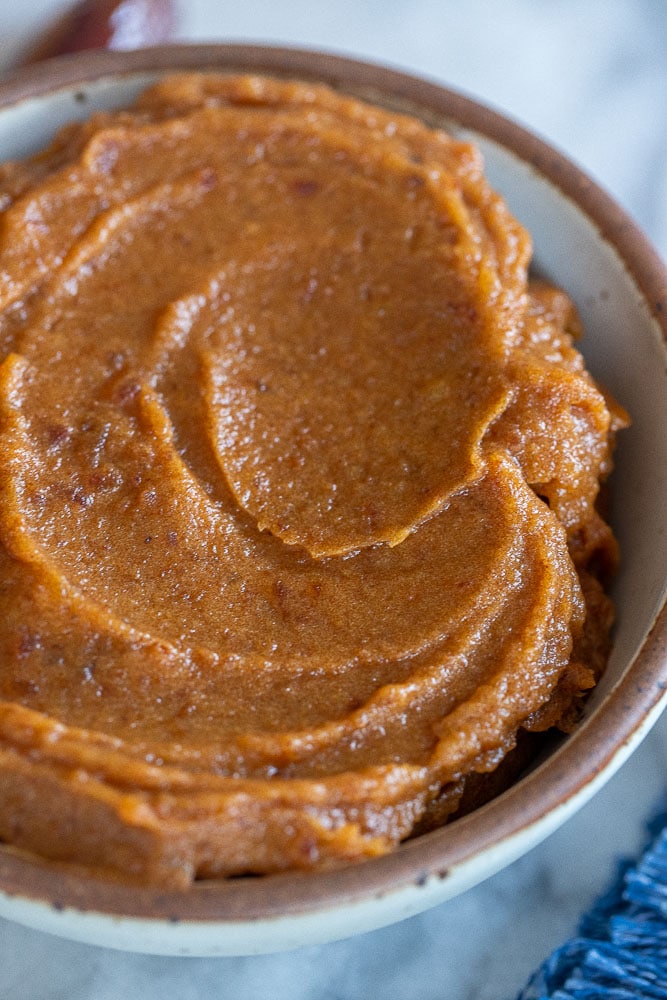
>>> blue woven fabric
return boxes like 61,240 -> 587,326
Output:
518,811 -> 667,999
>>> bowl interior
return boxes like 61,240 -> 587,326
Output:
0,46 -> 665,955
458,131 -> 667,711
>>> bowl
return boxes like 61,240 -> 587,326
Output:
0,43 -> 665,957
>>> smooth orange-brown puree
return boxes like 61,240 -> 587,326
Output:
0,75 -> 626,884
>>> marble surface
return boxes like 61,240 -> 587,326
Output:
0,1 -> 665,997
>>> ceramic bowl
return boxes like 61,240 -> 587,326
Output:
0,44 -> 665,957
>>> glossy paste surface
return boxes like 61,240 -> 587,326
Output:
0,74 -> 625,885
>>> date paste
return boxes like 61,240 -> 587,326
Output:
0,75 -> 627,885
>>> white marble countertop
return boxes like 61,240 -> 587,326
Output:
0,2 -> 665,997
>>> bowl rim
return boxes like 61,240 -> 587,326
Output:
0,42 -> 665,928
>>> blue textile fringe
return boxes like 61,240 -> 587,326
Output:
518,809 -> 667,999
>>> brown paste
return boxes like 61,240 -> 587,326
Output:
0,74 -> 628,885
